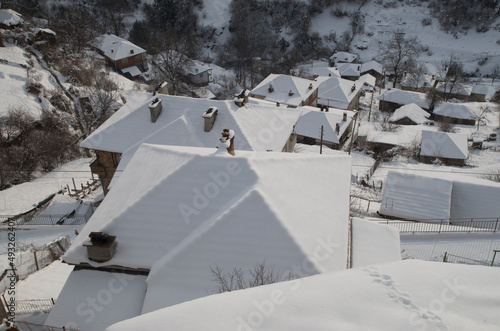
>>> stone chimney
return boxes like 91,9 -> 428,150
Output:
288,90 -> 294,96
83,232 -> 117,263
148,98 -> 162,123
268,84 -> 274,93
234,89 -> 249,107
343,112 -> 347,121
202,107 -> 218,132
351,84 -> 356,92
335,123 -> 340,134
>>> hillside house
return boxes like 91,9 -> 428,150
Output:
185,62 -> 213,86
360,61 -> 384,86
91,34 -> 148,78
335,63 -> 361,81
400,73 -> 436,93
433,102 -> 477,126
377,89 -> 430,112
470,85 -> 496,102
294,107 -> 355,150
250,74 -> 320,108
357,73 -> 376,92
380,170 -> 500,222
0,9 -> 23,29
46,144 -> 352,330
317,75 -> 364,110
389,103 -> 430,125
420,130 -> 468,166
329,51 -> 358,65
80,94 -> 301,194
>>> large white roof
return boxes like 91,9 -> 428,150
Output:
378,89 -> 430,109
330,51 -> 358,63
250,74 -> 320,107
380,170 -> 453,221
433,102 -> 476,120
106,260 -> 500,331
389,103 -> 430,124
63,145 -> 351,310
92,34 -> 146,61
317,75 -> 359,109
294,107 -> 354,144
335,62 -> 361,78
420,130 -> 468,160
81,94 -> 301,154
360,60 -> 384,75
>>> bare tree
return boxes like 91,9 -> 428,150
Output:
153,32 -> 194,95
473,105 -> 491,131
210,261 -> 296,293
379,30 -> 422,88
435,54 -> 467,102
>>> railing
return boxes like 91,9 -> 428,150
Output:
0,214 -> 90,226
443,252 -> 499,267
382,218 -> 500,233
16,321 -> 79,331
16,299 -> 55,314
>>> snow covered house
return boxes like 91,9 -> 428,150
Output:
0,9 -> 23,29
380,170 -> 500,222
420,130 -> 468,166
294,107 -> 355,149
378,89 -> 430,112
80,94 -> 301,194
47,144 -> 352,330
400,73 -> 436,93
329,51 -> 358,65
357,73 -> 376,92
250,74 -> 320,108
185,62 -> 213,86
316,75 -> 362,110
91,34 -> 148,78
360,60 -> 384,86
433,102 -> 477,126
389,103 -> 430,125
470,85 -> 496,102
335,62 -> 361,81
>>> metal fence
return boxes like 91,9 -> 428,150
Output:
443,252 -> 500,267
16,321 -> 79,331
0,214 -> 90,226
382,218 -> 500,233
16,299 -> 55,314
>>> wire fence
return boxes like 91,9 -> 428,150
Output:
0,214 -> 90,226
382,218 -> 500,233
15,321 -> 79,331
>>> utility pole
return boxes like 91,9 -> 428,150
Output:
320,125 -> 324,155
368,89 -> 375,122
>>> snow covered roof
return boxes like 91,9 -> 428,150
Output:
105,260 -> 500,331
294,107 -> 354,144
400,73 -> 436,89
0,9 -> 23,26
185,62 -> 212,76
317,76 -> 360,109
291,66 -> 341,79
433,102 -> 476,120
377,89 -> 430,109
250,74 -> 320,107
63,144 -> 351,312
380,171 -> 453,221
360,60 -> 384,75
330,51 -> 358,63
420,130 -> 468,160
380,170 -> 500,222
80,94 -> 301,154
389,103 -> 430,124
45,269 -> 147,331
121,66 -> 142,77
357,73 -> 376,90
471,85 -> 496,100
335,62 -> 361,78
92,34 -> 146,61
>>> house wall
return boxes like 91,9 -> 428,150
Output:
89,151 -> 121,195
470,93 -> 486,102
390,117 -> 418,125
112,52 -> 148,71
305,89 -> 318,107
379,100 -> 400,112
420,155 -> 465,167
434,114 -> 475,126
188,70 -> 212,86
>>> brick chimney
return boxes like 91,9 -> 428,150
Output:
335,123 -> 340,134
202,107 -> 218,132
343,112 -> 347,121
148,98 -> 162,123
83,232 -> 117,263
234,89 -> 249,107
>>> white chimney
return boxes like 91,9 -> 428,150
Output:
202,107 -> 218,132
148,98 -> 162,123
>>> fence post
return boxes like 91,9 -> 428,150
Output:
443,252 -> 447,263
439,220 -> 443,233
491,250 -> 499,267
495,218 -> 499,233
34,251 -> 39,271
